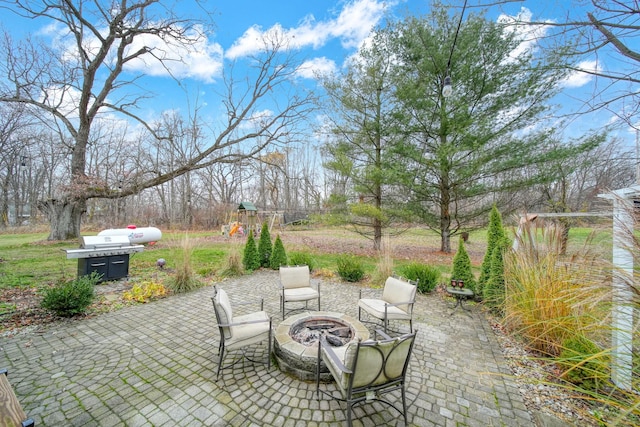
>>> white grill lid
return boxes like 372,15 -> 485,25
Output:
80,235 -> 131,249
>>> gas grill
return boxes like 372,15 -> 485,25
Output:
64,235 -> 144,281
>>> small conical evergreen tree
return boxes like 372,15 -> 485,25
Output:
270,235 -> 287,270
257,221 -> 273,268
242,231 -> 260,272
478,205 -> 506,298
483,245 -> 505,313
451,237 -> 476,293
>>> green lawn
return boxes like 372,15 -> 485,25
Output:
0,224 -> 616,291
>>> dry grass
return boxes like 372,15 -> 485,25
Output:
503,218 -> 639,426
503,221 -> 608,356
166,234 -> 203,293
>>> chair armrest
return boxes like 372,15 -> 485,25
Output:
233,297 -> 265,311
359,288 -> 382,299
319,336 -> 352,374
218,316 -> 272,328
384,300 -> 415,308
374,329 -> 392,340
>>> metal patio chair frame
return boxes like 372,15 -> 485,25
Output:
211,286 -> 272,379
279,265 -> 320,319
315,329 -> 417,426
358,275 -> 418,333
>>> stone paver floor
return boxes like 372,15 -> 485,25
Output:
1,270 -> 534,426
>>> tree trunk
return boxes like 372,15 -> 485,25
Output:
38,198 -> 86,240
441,228 -> 450,253
373,217 -> 382,251
558,217 -> 571,255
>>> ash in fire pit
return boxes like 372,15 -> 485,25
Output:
290,318 -> 354,347
273,312 -> 369,381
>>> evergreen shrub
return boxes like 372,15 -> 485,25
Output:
257,222 -> 273,268
337,255 -> 364,282
484,246 -> 505,313
41,272 -> 98,316
288,252 -> 316,271
451,237 -> 476,292
399,263 -> 440,293
243,232 -> 260,271
269,235 -> 287,269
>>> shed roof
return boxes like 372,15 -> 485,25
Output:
238,201 -> 257,211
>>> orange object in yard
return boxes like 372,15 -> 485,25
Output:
229,222 -> 240,236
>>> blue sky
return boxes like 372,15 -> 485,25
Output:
0,0 -> 636,147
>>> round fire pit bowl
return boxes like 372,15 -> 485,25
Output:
274,311 -> 369,381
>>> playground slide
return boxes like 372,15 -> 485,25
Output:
229,223 -> 240,236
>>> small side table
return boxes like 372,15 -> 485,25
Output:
446,287 -> 474,314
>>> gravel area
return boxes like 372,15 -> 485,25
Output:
490,319 -> 600,426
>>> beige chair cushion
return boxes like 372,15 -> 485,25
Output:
321,342 -> 357,393
280,265 -> 310,289
226,311 -> 271,351
283,287 -> 319,302
358,298 -> 411,320
322,334 -> 414,394
214,288 -> 233,339
381,277 -> 416,313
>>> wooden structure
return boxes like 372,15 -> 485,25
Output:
0,368 -> 34,427
237,201 -> 258,235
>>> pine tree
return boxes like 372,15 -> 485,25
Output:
478,205 -> 506,298
451,237 -> 477,293
257,221 -> 273,268
270,235 -> 287,270
242,232 -> 260,272
484,246 -> 505,313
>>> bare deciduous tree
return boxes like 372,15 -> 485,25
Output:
0,0 -> 315,239
516,1 -> 640,126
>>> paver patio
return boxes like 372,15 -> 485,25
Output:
1,270 -> 535,426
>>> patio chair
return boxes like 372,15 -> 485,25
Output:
279,265 -> 320,319
211,286 -> 272,379
358,275 -> 417,333
316,329 -> 417,426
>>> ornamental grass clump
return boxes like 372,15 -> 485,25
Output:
504,218 -> 640,426
167,235 -> 203,294
41,272 -> 99,317
371,234 -> 394,287
502,222 -> 604,357
221,243 -> 244,277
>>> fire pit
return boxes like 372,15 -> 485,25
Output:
274,312 -> 369,381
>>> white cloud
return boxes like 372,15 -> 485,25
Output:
225,0 -> 389,59
497,7 -> 550,61
122,25 -> 224,83
238,109 -> 274,130
52,22 -> 223,83
296,57 -> 337,79
39,85 -> 82,118
561,60 -> 599,88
